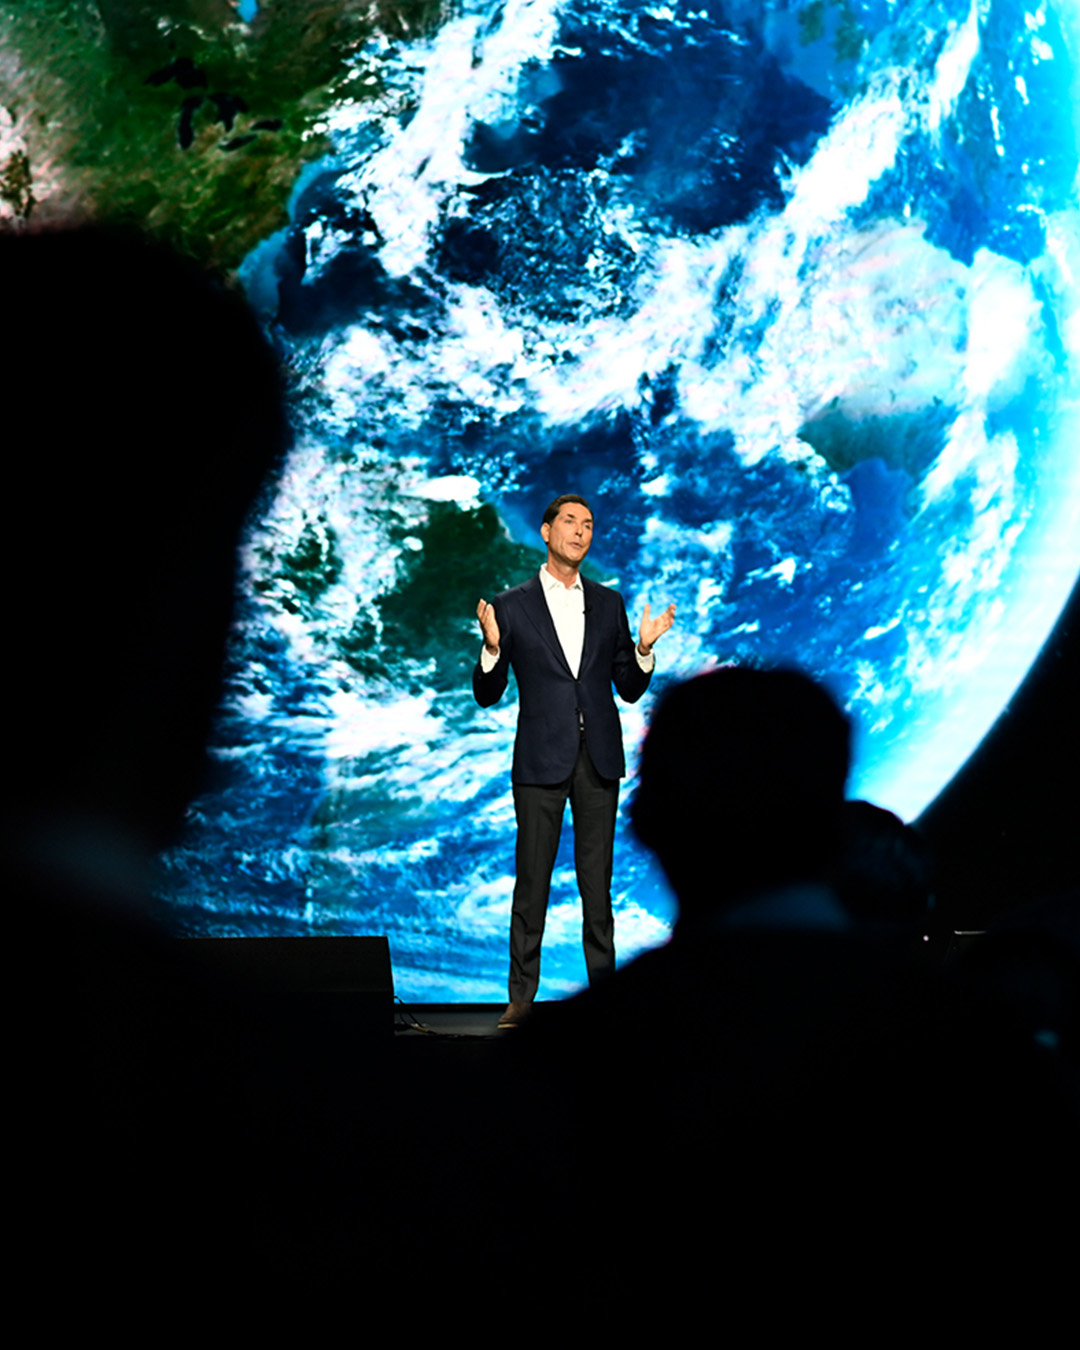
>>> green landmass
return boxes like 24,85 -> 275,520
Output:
797,0 -> 827,46
0,146 -> 34,216
833,1 -> 865,63
253,497 -> 540,691
0,0 -> 442,273
376,501 -> 541,692
798,399 -> 954,489
795,0 -> 865,64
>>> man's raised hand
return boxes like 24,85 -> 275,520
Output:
477,599 -> 501,655
638,602 -> 676,654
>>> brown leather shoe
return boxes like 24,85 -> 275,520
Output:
498,1000 -> 531,1028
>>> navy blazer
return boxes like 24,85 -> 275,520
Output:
473,572 -> 651,784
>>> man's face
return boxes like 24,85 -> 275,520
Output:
541,503 -> 594,570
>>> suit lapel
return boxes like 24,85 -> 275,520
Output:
520,572 -> 574,676
579,577 -> 597,677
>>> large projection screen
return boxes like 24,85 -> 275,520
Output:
3,0 -> 1078,1000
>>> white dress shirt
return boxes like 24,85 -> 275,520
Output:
539,564 -> 586,676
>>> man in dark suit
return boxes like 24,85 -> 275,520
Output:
474,494 -> 675,1026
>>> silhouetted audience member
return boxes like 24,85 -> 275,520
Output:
3,227 -> 285,870
1,228 -> 379,1307
632,665 -> 851,921
477,667 -> 1075,1307
834,798 -> 936,941
954,890 -> 1080,1111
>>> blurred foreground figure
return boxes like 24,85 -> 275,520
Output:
483,667 -> 1075,1309
2,228 -> 285,863
1,228 -> 314,1303
834,798 -> 936,937
632,665 -> 852,922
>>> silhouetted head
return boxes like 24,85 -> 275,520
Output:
1,226 -> 287,857
631,666 -> 851,912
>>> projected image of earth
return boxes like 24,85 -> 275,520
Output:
8,1 -> 1076,999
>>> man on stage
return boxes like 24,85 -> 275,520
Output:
474,494 -> 675,1027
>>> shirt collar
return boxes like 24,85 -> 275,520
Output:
540,565 -> 583,593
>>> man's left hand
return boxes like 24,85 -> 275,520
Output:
637,602 -> 676,655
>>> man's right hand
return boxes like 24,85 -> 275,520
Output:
477,599 -> 500,656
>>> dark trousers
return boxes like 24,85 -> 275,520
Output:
509,740 -> 619,1002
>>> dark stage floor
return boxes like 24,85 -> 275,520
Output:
392,1003 -> 512,1039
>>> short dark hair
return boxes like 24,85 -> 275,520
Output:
543,494 -> 592,527
631,666 -> 851,908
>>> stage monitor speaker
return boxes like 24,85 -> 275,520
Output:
180,935 -> 394,1039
